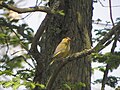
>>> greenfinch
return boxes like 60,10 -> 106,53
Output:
50,37 -> 71,65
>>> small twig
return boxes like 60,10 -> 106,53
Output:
21,13 -> 32,20
38,0 -> 43,6
36,0 -> 39,6
5,22 -> 29,52
21,55 -> 34,68
109,0 -> 114,26
28,54 -> 37,67
11,50 -> 25,55
98,0 -> 120,7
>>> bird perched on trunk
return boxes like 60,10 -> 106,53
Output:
50,37 -> 71,65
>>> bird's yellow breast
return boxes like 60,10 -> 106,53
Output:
53,37 -> 71,59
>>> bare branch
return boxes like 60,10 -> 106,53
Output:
29,15 -> 50,53
101,64 -> 110,90
98,0 -> 120,7
0,1 -> 51,14
21,55 -> 34,68
109,0 -> 114,26
0,1 -> 61,15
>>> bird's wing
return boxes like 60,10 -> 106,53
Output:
53,43 -> 67,58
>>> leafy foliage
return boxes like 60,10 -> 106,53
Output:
92,38 -> 120,88
94,76 -> 120,88
0,77 -> 45,90
62,82 -> 86,90
0,0 -> 36,89
92,15 -> 120,89
92,52 -> 120,70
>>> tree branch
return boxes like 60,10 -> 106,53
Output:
29,15 -> 51,54
46,21 -> 120,90
0,1 -> 51,14
109,0 -> 114,26
101,33 -> 118,90
46,49 -> 94,90
0,1 -> 61,15
93,21 -> 120,52
101,2 -> 118,89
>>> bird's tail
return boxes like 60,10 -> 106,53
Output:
49,59 -> 55,65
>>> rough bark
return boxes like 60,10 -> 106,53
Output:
37,0 -> 93,90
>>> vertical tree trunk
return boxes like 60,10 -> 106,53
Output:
34,0 -> 93,90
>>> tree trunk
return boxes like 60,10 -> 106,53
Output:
33,0 -> 93,90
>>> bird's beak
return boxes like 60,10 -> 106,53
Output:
67,37 -> 71,41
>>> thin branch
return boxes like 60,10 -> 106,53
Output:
29,15 -> 50,53
0,1 -> 61,14
101,64 -> 110,90
9,26 -> 36,67
0,1 -> 51,14
30,0 -> 60,54
9,25 -> 37,67
36,0 -> 39,6
98,0 -> 120,7
11,50 -> 25,55
38,0 -> 43,6
8,25 -> 29,51
93,21 -> 113,27
21,13 -> 32,20
99,2 -> 117,89
93,22 -> 120,52
109,0 -> 114,26
101,36 -> 117,90
21,55 -> 34,68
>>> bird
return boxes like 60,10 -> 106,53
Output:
50,37 -> 71,65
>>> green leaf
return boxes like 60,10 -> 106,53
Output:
58,10 -> 65,16
0,33 -> 7,37
3,81 -> 14,88
6,56 -> 24,69
22,81 -> 35,89
94,76 -> 120,88
77,82 -> 86,87
13,81 -> 21,90
36,83 -> 45,89
0,70 -> 13,75
63,84 -> 71,90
